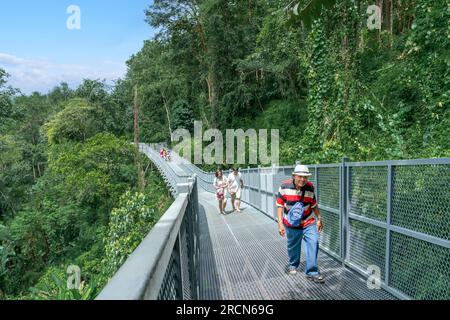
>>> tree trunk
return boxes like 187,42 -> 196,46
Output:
160,90 -> 173,142
194,21 -> 215,108
206,68 -> 216,107
386,0 -> 393,47
134,86 -> 145,191
377,0 -> 384,44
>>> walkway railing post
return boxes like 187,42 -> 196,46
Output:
258,165 -> 262,212
187,175 -> 199,299
385,164 -> 393,286
272,165 -> 278,222
176,182 -> 191,299
193,174 -> 200,299
341,156 -> 349,263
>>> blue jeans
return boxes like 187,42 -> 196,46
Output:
285,223 -> 320,276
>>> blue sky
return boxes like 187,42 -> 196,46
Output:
0,0 -> 156,94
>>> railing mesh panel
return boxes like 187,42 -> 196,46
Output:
392,164 -> 450,240
349,166 -> 387,222
389,232 -> 450,300
180,215 -> 192,299
318,209 -> 341,256
348,219 -> 386,281
317,167 -> 340,210
157,254 -> 180,300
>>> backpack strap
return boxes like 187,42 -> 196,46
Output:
300,188 -> 306,203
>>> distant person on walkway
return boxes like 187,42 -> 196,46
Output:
213,169 -> 228,215
276,164 -> 325,283
160,148 -> 164,159
227,167 -> 244,212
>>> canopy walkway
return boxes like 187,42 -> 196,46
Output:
97,144 -> 450,300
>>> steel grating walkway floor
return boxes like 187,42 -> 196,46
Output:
196,191 -> 396,300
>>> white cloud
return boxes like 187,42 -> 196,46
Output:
0,53 -> 127,94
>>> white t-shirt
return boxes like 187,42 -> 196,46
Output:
227,172 -> 243,193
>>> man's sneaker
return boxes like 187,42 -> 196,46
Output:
287,267 -> 297,275
306,274 -> 325,283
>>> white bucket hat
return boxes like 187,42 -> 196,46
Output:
292,164 -> 312,177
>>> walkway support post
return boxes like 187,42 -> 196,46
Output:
385,164 -> 393,286
341,156 -> 349,264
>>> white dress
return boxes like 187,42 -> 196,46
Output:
213,177 -> 228,200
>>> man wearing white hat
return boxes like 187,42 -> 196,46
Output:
276,164 -> 324,283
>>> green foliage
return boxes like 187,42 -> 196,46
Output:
74,79 -> 109,104
171,99 -> 194,132
26,266 -> 99,300
0,60 -> 174,299
102,191 -> 158,278
0,69 -> 18,134
48,132 -> 137,217
0,135 -> 32,217
44,98 -> 101,144
288,0 -> 450,163
2,200 -> 90,293
0,224 -> 14,297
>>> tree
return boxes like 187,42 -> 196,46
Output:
44,98 -> 101,144
127,40 -> 187,142
47,82 -> 73,109
0,135 -> 32,217
171,99 -> 194,132
14,93 -> 54,179
0,69 -> 19,134
47,132 -> 137,219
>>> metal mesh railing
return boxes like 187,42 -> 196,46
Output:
156,206 -> 199,300
153,167 -> 199,300
157,254 -> 180,300
167,150 -> 449,300
345,159 -> 450,300
389,232 -> 450,300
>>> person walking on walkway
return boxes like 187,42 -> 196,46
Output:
276,164 -> 325,283
227,167 -> 244,212
162,149 -> 168,161
213,169 -> 228,214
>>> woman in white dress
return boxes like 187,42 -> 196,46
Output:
213,169 -> 228,214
